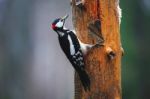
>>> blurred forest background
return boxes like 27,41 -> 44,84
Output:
0,0 -> 150,99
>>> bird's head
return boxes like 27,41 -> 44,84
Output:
51,14 -> 69,31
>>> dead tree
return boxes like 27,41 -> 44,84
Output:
71,0 -> 123,99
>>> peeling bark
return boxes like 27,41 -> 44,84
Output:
72,0 -> 122,99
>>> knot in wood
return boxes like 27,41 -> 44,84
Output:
106,47 -> 116,60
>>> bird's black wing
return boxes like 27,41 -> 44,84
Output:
58,31 -> 90,91
68,31 -> 91,91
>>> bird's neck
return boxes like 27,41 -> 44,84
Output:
56,27 -> 70,37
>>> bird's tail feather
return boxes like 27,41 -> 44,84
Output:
78,69 -> 90,91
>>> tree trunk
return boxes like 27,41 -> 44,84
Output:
72,0 -> 122,99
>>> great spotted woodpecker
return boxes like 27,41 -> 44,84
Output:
51,14 -> 103,91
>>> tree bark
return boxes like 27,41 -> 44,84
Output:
72,0 -> 122,99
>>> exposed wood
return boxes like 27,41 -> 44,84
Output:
72,0 -> 122,99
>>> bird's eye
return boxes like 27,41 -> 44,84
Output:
61,19 -> 63,22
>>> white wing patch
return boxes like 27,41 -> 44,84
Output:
72,50 -> 84,67
68,35 -> 75,55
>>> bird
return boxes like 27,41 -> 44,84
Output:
51,14 -> 104,91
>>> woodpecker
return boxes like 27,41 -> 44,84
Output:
51,14 -> 103,91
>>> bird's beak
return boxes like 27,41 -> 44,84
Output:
61,14 -> 69,28
61,14 -> 69,21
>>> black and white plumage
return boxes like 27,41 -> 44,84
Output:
51,15 -> 99,91
58,29 -> 90,91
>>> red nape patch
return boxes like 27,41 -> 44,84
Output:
51,24 -> 56,29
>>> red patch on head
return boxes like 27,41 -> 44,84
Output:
51,24 -> 56,29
